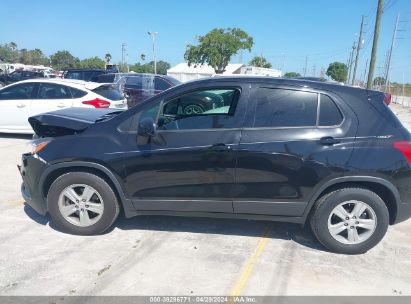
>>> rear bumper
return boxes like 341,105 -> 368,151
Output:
394,202 -> 411,224
19,153 -> 49,215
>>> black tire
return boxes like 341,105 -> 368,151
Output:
47,172 -> 120,235
310,188 -> 389,254
183,103 -> 204,115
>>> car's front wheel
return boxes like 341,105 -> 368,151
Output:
310,188 -> 389,254
47,172 -> 120,235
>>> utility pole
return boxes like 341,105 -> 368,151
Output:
384,13 -> 400,91
147,31 -> 158,74
347,42 -> 356,84
363,58 -> 369,85
303,56 -> 308,76
121,43 -> 125,68
367,0 -> 384,89
281,52 -> 286,74
352,16 -> 365,85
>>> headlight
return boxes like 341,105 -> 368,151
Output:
30,138 -> 51,155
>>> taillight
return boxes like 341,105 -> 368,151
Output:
384,93 -> 392,105
393,141 -> 411,164
82,98 -> 110,108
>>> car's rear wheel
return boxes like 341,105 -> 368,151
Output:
47,172 -> 120,235
310,188 -> 389,254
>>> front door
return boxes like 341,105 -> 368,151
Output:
233,85 -> 357,217
0,82 -> 37,132
122,83 -> 249,213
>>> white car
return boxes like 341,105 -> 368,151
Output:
0,79 -> 127,134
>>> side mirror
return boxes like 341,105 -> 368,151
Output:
138,117 -> 156,137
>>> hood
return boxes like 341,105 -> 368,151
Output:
28,107 -> 124,137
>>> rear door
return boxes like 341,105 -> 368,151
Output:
0,82 -> 37,131
233,85 -> 357,217
29,83 -> 73,117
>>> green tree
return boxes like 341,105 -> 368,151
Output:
129,60 -> 171,75
185,28 -> 253,74
326,62 -> 348,82
0,43 -> 18,63
105,53 -> 112,63
80,56 -> 106,69
50,50 -> 80,70
19,48 -> 49,65
153,60 -> 170,75
284,72 -> 301,78
373,76 -> 386,86
9,42 -> 17,51
249,55 -> 272,68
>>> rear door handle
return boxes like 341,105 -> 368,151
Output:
319,137 -> 341,146
57,103 -> 67,108
16,103 -> 26,108
210,143 -> 231,151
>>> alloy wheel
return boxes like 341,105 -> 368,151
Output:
327,200 -> 377,244
58,184 -> 104,227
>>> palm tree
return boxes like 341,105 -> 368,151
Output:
9,42 -> 17,51
249,55 -> 272,68
105,53 -> 112,63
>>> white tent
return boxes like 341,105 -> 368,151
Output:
167,63 -> 244,82
167,63 -> 282,82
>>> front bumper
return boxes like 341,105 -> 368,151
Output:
19,153 -> 49,215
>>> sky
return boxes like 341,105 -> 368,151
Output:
1,0 -> 410,82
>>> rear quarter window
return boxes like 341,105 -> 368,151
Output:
319,94 -> 343,126
70,87 -> 87,98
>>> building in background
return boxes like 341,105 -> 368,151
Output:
167,63 -> 282,82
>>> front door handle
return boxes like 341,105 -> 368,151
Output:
16,103 -> 26,108
319,136 -> 341,146
57,103 -> 66,108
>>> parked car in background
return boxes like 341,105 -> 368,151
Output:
0,79 -> 126,134
20,76 -> 411,254
0,70 -> 46,88
63,69 -> 108,82
96,73 -> 180,108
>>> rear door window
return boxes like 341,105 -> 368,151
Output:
252,88 -> 318,128
37,83 -> 72,99
125,76 -> 143,89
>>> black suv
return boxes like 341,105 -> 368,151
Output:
19,77 -> 411,254
0,70 -> 45,87
63,69 -> 108,82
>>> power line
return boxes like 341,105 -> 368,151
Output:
384,13 -> 401,90
352,15 -> 365,85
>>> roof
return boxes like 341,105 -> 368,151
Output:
8,78 -> 107,90
167,63 -> 244,75
182,76 -> 374,95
